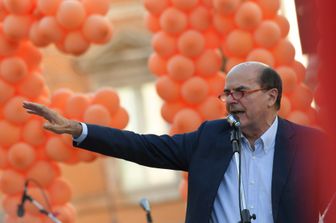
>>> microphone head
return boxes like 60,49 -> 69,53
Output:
17,204 -> 24,217
227,114 -> 241,128
139,198 -> 151,212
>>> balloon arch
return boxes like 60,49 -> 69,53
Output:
0,0 -> 318,222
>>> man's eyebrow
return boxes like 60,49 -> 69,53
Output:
223,86 -> 247,92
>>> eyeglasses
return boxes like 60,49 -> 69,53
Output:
218,88 -> 266,101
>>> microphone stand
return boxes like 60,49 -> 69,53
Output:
230,126 -> 256,223
21,193 -> 62,223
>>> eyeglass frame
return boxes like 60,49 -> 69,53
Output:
218,88 -> 268,102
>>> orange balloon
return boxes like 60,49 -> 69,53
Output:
25,187 -> 51,215
23,119 -> 47,146
287,110 -> 310,126
290,83 -> 313,111
3,215 -> 19,223
37,0 -> 61,15
201,0 -> 213,8
179,179 -> 188,201
189,6 -> 211,31
17,42 -> 42,71
0,170 -> 25,195
156,76 -> 180,102
82,0 -> 110,15
160,7 -> 187,34
254,20 -> 281,48
224,57 -> 244,72
278,95 -> 291,118
0,79 -> 15,105
0,1 -> 8,22
82,15 -> 112,44
197,96 -> 226,120
8,142 -> 36,169
273,14 -> 290,37
3,15 -> 31,40
144,14 -> 160,33
29,22 -> 51,47
77,149 -> 97,162
178,30 -> 205,58
272,39 -> 296,66
3,0 -> 33,14
53,204 -> 76,223
213,14 -> 235,35
207,72 -> 226,96
152,31 -> 177,58
83,104 -> 111,126
4,96 -> 30,124
56,0 -> 86,30
195,50 -> 222,77
181,77 -> 209,104
172,0 -> 198,11
213,0 -> 240,15
38,16 -> 65,42
161,101 -> 185,123
46,137 -> 73,163
167,55 -> 195,81
49,178 -> 72,206
291,60 -> 306,83
27,160 -> 59,187
235,2 -> 262,30
0,56 -> 28,84
225,29 -> 254,57
110,107 -> 129,129
65,93 -> 90,120
276,66 -> 298,95
0,33 -> 19,56
63,31 -> 90,55
148,53 -> 167,76
246,48 -> 275,67
18,73 -> 45,100
172,109 -> 202,133
92,88 -> 120,115
20,214 -> 43,223
2,195 -> 20,217
143,0 -> 169,15
0,146 -> 9,169
0,120 -> 21,147
51,88 -> 73,111
204,29 -> 220,49
255,0 -> 280,19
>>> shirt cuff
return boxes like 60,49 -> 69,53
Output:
73,122 -> 88,144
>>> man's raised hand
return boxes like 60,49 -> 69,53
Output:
22,101 -> 82,137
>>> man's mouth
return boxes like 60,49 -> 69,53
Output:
230,111 -> 245,115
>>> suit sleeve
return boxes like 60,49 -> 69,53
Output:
73,123 -> 206,171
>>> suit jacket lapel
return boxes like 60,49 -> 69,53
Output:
271,118 -> 297,221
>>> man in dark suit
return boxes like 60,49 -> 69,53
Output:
23,62 -> 332,223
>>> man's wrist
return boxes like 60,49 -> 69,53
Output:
70,121 -> 83,138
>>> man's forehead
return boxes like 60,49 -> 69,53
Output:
225,62 -> 267,86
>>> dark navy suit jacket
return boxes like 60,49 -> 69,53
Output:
75,117 -> 329,223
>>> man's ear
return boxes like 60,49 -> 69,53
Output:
267,88 -> 278,108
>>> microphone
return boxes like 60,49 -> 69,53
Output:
227,114 -> 241,128
17,180 -> 29,217
139,198 -> 153,223
139,198 -> 151,213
